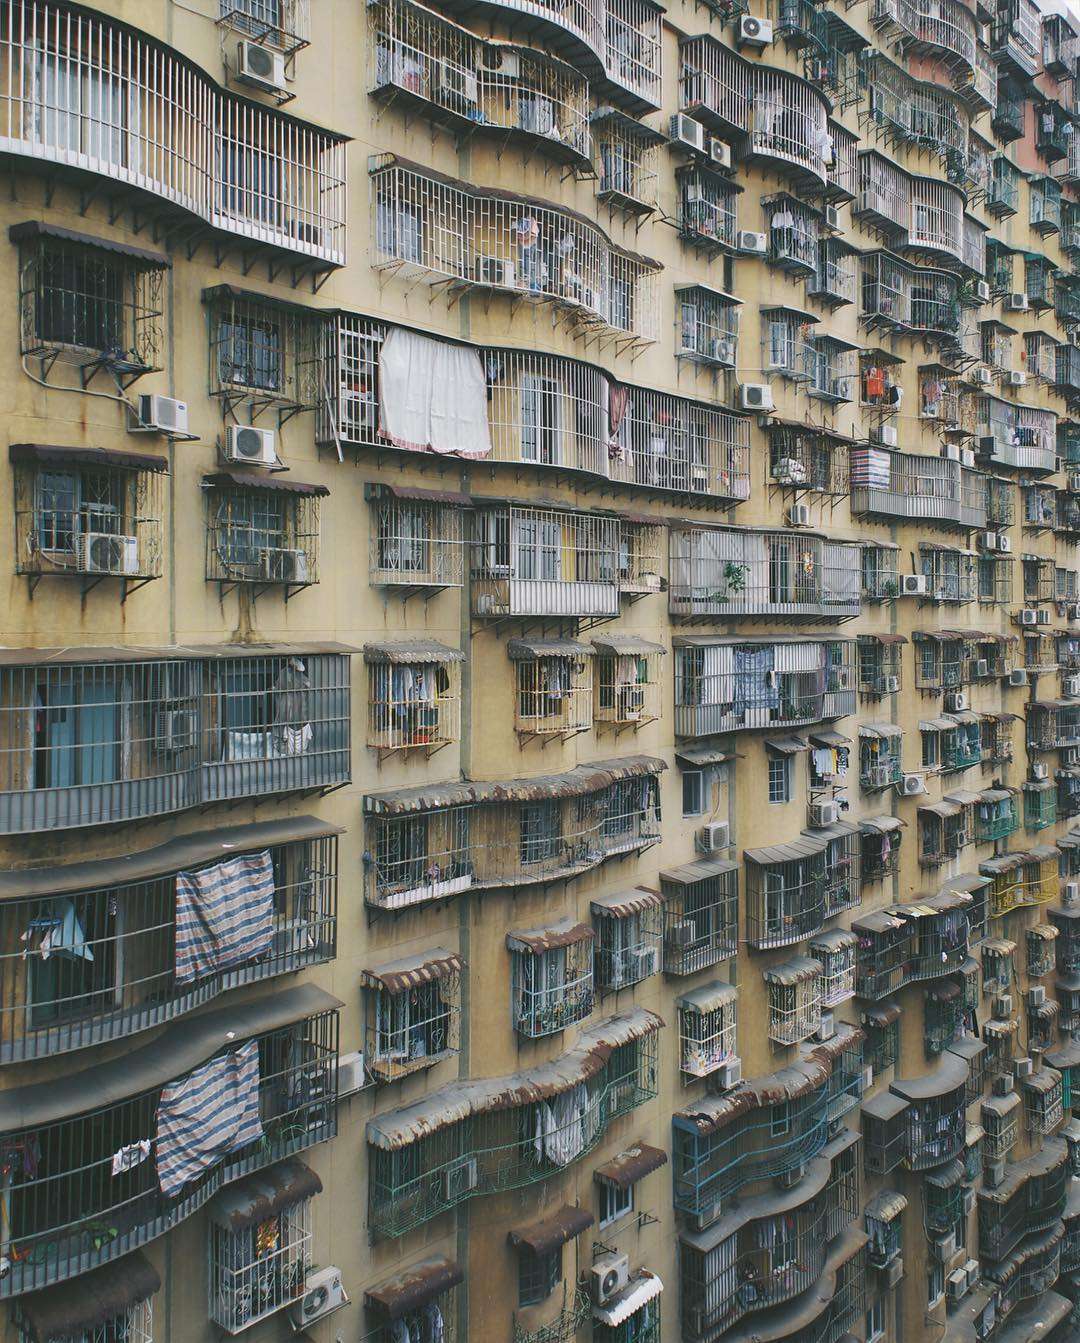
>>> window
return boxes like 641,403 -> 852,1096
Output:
36,244 -> 126,352
377,503 -> 428,573
216,309 -> 283,391
928,1262 -> 945,1308
682,769 -> 704,817
34,468 -> 124,554
520,373 -> 563,464
376,199 -> 424,263
866,1299 -> 885,1342
374,981 -> 452,1065
520,802 -> 561,865
599,1180 -> 633,1227
922,731 -> 940,770
768,755 -> 791,803
519,1247 -> 562,1307
35,49 -> 129,166
25,891 -> 120,1028
218,140 -> 281,227
32,668 -> 121,788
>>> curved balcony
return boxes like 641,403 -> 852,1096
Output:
366,1008 -> 660,1238
0,0 -> 345,271
370,156 -> 660,346
0,817 -> 338,1065
872,0 -> 981,90
426,0 -> 661,111
860,52 -> 971,167
977,1138 -> 1068,1261
0,985 -> 340,1297
853,890 -> 971,1000
672,1027 -> 864,1228
369,0 -> 591,169
863,1055 -> 969,1173
679,36 -> 831,189
984,1223 -> 1065,1319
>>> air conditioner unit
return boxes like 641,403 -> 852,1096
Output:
1008,668 -> 1028,686
237,39 -> 287,92
716,1058 -> 742,1090
1033,762 -> 1048,779
972,366 -> 992,385
78,532 -> 139,576
886,1259 -> 904,1289
1007,370 -> 1027,387
901,574 -> 928,596
709,138 -> 732,169
154,708 -> 196,756
337,1050 -> 366,1097
787,504 -> 811,527
946,691 -> 969,712
736,229 -> 767,254
975,659 -> 990,678
630,945 -> 658,982
823,205 -> 840,230
933,1233 -> 957,1262
481,47 -> 520,77
961,448 -> 975,467
670,113 -> 705,152
1007,292 -> 1029,312
740,383 -> 774,411
699,821 -> 730,852
443,1155 -> 479,1201
979,531 -> 999,551
809,801 -> 839,827
943,443 -> 962,462
738,13 -> 774,45
1015,1056 -> 1034,1078
884,675 -> 900,693
947,1270 -> 969,1304
225,424 -> 277,467
976,280 -> 991,302
1065,880 -> 1080,906
985,1159 -> 1005,1188
993,1072 -> 1014,1096
998,534 -> 1012,553
993,994 -> 1014,1019
1037,608 -> 1051,625
902,773 -> 927,796
288,1268 -> 348,1330
1029,986 -> 1047,1007
261,548 -> 309,584
135,393 -> 189,435
871,424 -> 898,447
1019,608 -> 1039,626
815,1011 -> 835,1042
590,1254 -> 630,1306
436,65 -> 478,105
476,255 -> 515,288
964,1260 -> 980,1292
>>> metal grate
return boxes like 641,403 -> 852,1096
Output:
205,485 -> 321,588
368,659 -> 460,754
207,290 -> 322,410
366,970 -> 460,1082
209,1197 -> 312,1333
512,942 -> 594,1037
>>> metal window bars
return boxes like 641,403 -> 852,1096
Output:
678,993 -> 737,1078
369,158 -> 659,346
593,901 -> 661,990
920,547 -> 976,603
860,252 -> 962,341
0,651 -> 350,834
981,322 -> 1014,375
860,545 -> 899,601
765,198 -> 819,275
858,53 -> 971,168
367,658 -> 461,755
204,485 -> 320,591
0,1 -> 345,266
617,523 -> 665,595
676,167 -> 738,254
15,234 -> 166,386
368,0 -> 590,167
661,866 -> 739,975
218,0 -> 309,53
857,637 -> 901,695
206,288 -> 322,416
850,446 -> 988,529
871,0 -> 981,89
15,1300 -> 153,1343
595,653 -> 661,727
1021,1072 -> 1065,1134
808,339 -> 856,402
1021,554 -> 1055,601
766,425 -> 849,498
807,239 -> 857,307
13,457 -> 164,590
762,310 -> 818,383
765,961 -> 823,1045
366,1286 -> 462,1343
859,733 -> 902,790
854,906 -> 970,1000
0,1008 -> 338,1297
515,655 -> 593,738
1025,332 -> 1057,384
978,557 -> 1013,609
368,491 -> 465,592
593,109 -> 660,212
676,286 -> 739,368
365,973 -> 461,1082
745,853 -> 827,951
512,941 -> 594,1037
209,1197 -> 312,1333
367,1029 -> 658,1238
0,831 -> 336,1064
669,526 -> 861,622
812,940 -> 856,1010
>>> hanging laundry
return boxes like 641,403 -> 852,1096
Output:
21,899 -> 93,962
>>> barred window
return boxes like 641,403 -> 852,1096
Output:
519,1247 -> 561,1306
216,309 -> 283,392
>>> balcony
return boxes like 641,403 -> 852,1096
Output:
976,788 -> 1018,842
673,637 -> 855,739
363,756 -> 664,910
0,645 -> 350,835
1037,103 -> 1072,164
669,527 -> 860,622
992,89 -> 1026,142
980,846 -> 1059,918
366,1008 -> 660,1237
678,981 -> 737,1078
807,239 -> 858,308
871,0 -> 980,89
0,6 -> 345,273
660,857 -> 739,976
0,986 -> 339,1297
861,54 -> 971,164
984,1225 -> 1065,1322
976,396 -> 1057,473
1055,343 -> 1080,396
594,110 -> 663,214
1026,699 -> 1080,752
370,0 -> 591,169
744,825 -> 861,950
203,472 -> 324,597
676,285 -> 739,368
677,166 -> 739,256
991,0 -> 1042,76
860,252 -> 962,345
861,1054 -> 969,1173
679,36 -> 832,188
850,446 -> 987,530
363,949 -> 461,1083
370,157 -> 659,347
671,1027 -> 864,1228
766,423 -> 850,498
988,157 -> 1021,217
0,816 -> 337,1065
853,889 -> 972,1000
509,920 -> 595,1037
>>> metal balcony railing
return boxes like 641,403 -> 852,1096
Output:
851,447 -> 987,530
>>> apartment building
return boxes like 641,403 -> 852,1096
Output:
3,0 -> 1080,1341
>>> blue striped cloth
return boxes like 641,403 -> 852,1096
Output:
155,1041 -> 264,1196
175,851 -> 275,984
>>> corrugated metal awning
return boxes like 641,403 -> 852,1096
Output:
918,799 -> 962,819
859,722 -> 902,738
660,856 -> 738,885
675,744 -> 735,767
590,635 -> 667,656
1029,924 -> 1060,941
860,815 -> 904,834
365,1257 -> 464,1320
18,1252 -> 161,1343
763,955 -> 822,986
364,481 -> 472,506
920,717 -> 957,732
745,833 -> 828,865
864,1190 -> 907,1221
980,853 -> 1026,874
853,910 -> 906,934
10,443 -> 169,474
890,1053 -> 969,1101
9,219 -> 171,267
982,937 -> 1016,955
591,888 -> 664,919
924,1159 -> 966,1189
506,638 -> 593,659
508,1206 -> 593,1257
944,789 -> 983,806
363,639 -> 464,664
809,729 -> 852,747
506,919 -> 594,954
809,928 -> 858,953
678,981 -> 738,1013
594,1144 -> 668,1189
980,787 -> 1015,803
766,735 -> 809,754
203,470 -> 329,496
208,1159 -> 322,1230
1020,1067 -> 1062,1095
592,1273 -> 663,1327
361,948 -> 465,994
863,1003 -> 902,1026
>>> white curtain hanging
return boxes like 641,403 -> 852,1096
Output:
379,327 -> 492,457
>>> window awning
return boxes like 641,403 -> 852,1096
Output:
675,744 -> 735,767
924,1159 -> 966,1190
980,787 -> 1015,803
1020,1068 -> 1062,1096
592,1272 -> 663,1327
660,857 -> 738,885
365,481 -> 473,506
864,1190 -> 907,1222
361,948 -> 465,994
593,1144 -> 668,1189
508,1205 -> 593,1257
857,633 -> 907,645
744,834 -> 828,865
363,639 -> 465,664
9,219 -> 171,267
763,956 -> 822,986
506,637 -> 594,660
862,1003 -> 902,1026
765,735 -> 809,754
890,1053 -> 969,1101
966,1123 -> 984,1149
809,929 -> 858,954
506,919 -> 594,954
17,1252 -> 161,1343
208,1159 -> 322,1231
809,729 -> 852,747
365,1257 -> 464,1320
853,910 -> 905,935
860,815 -> 905,834
982,938 -> 1016,955
944,789 -> 983,806
946,1036 -> 986,1065
920,717 -> 957,732
919,799 -> 962,819
590,635 -> 667,656
983,1018 -> 1019,1038
860,723 -> 902,738
980,853 -> 1026,874
591,887 -> 665,919
203,469 -> 329,496
1029,924 -> 1060,941
677,981 -> 738,1013
10,442 -> 169,474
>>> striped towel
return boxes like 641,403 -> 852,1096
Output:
175,851 -> 275,984
155,1041 -> 263,1197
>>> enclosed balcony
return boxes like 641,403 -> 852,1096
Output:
985,1225 -> 1065,1322
668,526 -> 860,622
0,985 -> 339,1297
0,8 -> 346,272
860,816 -> 904,883
850,446 -> 987,530
981,846 -> 1059,918
766,423 -> 851,499
807,237 -> 858,308
861,53 -> 971,164
853,890 -> 971,1000
671,1027 -> 864,1227
676,285 -> 740,368
363,948 -> 462,1083
592,887 -> 662,991
857,638 -> 903,698
860,252 -> 962,343
363,757 -> 664,910
0,816 -> 338,1065
992,0 -> 1042,76
861,1054 -> 969,1173
975,396 -> 1057,473
660,857 -> 739,976
678,37 -> 832,188
677,166 -> 739,254
1021,1066 -> 1064,1133
370,157 -> 660,346
366,1008 -> 660,1237
871,0 -> 980,87
1026,698 -> 1080,751
509,920 -> 594,1037
203,472 -> 324,597
594,109 -> 663,214
1055,342 -> 1080,396
744,827 -> 858,951
1037,102 -> 1072,164
678,981 -> 737,1078
673,637 -> 855,739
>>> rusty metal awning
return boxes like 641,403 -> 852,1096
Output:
18,1252 -> 161,1343
765,735 -> 809,755
1029,924 -> 1060,940
506,637 -> 593,659
924,1159 -> 965,1190
365,481 -> 472,506
980,852 -> 1026,874
919,798 -> 962,819
506,919 -> 594,954
591,887 -> 664,919
660,856 -> 738,885
944,789 -> 983,806
508,1205 -> 594,1256
9,219 -> 172,267
675,744 -> 735,767
10,442 -> 169,474
590,635 -> 667,656
809,728 -> 851,747
744,834 -> 828,865
920,717 -> 958,732
365,1257 -> 464,1320
853,910 -> 906,934
361,948 -> 465,994
1020,1067 -> 1062,1095
859,722 -> 902,738
860,814 -> 904,834
862,1002 -> 902,1026
204,469 -> 329,496
763,956 -> 822,986
809,929 -> 858,956
864,1190 -> 907,1222
363,639 -> 464,664
593,1143 -> 668,1189
208,1159 -> 322,1231
982,937 -> 1016,955
677,980 -> 738,1013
